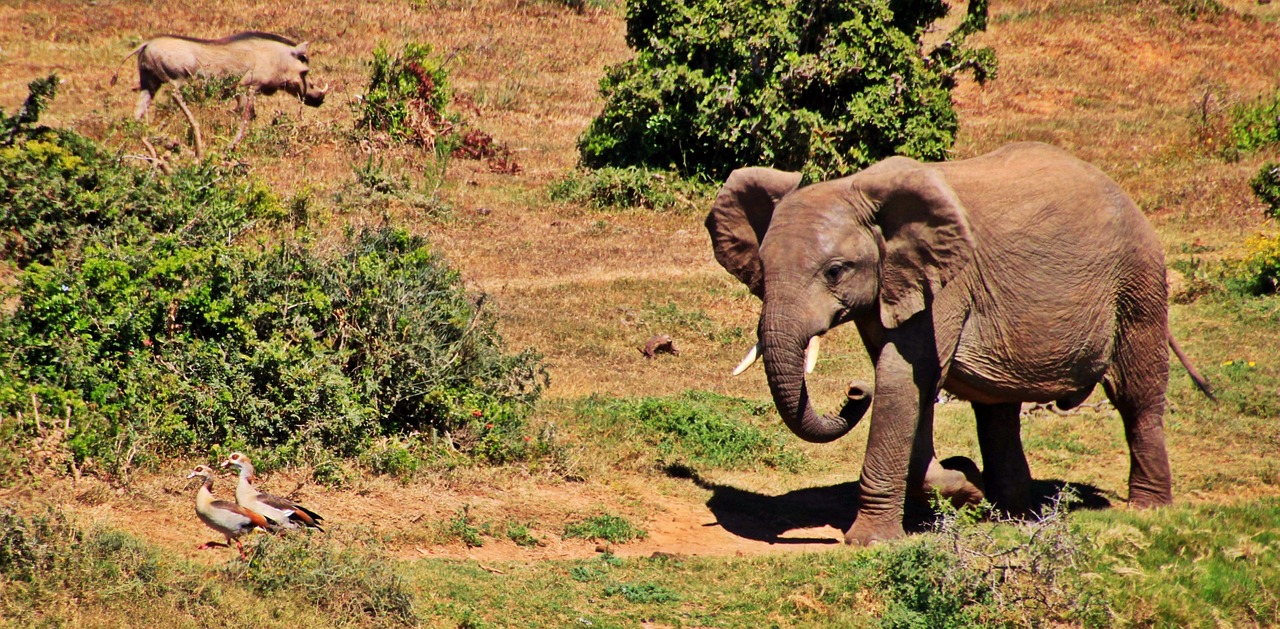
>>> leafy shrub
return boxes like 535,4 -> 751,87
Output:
578,0 -> 996,180
549,166 -> 713,211
357,42 -> 456,147
1229,91 -> 1280,155
1226,233 -> 1280,296
1,74 -> 58,144
576,391 -> 802,471
0,90 -> 545,479
363,438 -> 422,482
229,533 -> 417,625
0,132 -> 279,269
564,513 -> 647,543
875,538 -> 988,629
1250,162 -> 1280,218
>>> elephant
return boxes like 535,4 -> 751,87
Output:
704,142 -> 1213,545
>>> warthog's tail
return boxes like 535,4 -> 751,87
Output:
1169,332 -> 1215,401
109,43 -> 148,87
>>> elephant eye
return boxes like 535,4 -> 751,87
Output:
823,262 -> 850,284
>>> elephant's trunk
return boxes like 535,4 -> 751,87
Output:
761,307 -> 871,443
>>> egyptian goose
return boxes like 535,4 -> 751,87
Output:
187,465 -> 269,558
221,452 -> 325,531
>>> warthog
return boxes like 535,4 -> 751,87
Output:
112,31 -> 329,157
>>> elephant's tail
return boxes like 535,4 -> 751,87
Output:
1168,333 -> 1215,401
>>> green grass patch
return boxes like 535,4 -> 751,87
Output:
439,506 -> 491,548
563,514 -> 647,544
574,390 -> 804,472
641,299 -> 746,346
228,533 -> 417,625
1077,498 -> 1280,626
548,166 -> 713,212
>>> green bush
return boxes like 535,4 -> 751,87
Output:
876,539 -> 988,629
357,42 -> 457,147
1250,162 -> 1280,218
578,0 -> 995,180
1226,233 -> 1280,296
1229,91 -> 1280,155
0,87 -> 545,480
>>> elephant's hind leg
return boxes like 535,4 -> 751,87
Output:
1102,315 -> 1173,507
974,401 -> 1033,515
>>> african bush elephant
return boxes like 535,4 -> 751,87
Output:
705,142 -> 1212,545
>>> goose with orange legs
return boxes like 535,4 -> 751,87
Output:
187,465 -> 269,558
221,452 -> 324,531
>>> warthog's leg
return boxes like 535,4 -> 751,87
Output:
231,90 -> 255,150
169,85 -> 204,159
134,88 -> 157,120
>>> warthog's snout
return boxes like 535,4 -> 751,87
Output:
302,88 -> 327,107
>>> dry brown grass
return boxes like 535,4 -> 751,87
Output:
2,0 -> 1280,569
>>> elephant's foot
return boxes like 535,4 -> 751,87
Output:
1127,484 -> 1172,509
909,456 -> 985,508
844,516 -> 906,546
985,481 -> 1032,517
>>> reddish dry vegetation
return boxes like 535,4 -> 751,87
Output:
1,0 -> 1280,562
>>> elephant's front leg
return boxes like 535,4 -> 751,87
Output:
846,329 -> 942,546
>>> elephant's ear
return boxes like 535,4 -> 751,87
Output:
705,167 -> 803,298
854,166 -> 974,329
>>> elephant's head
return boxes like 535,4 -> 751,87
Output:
705,159 -> 975,443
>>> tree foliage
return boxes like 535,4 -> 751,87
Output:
579,0 -> 995,180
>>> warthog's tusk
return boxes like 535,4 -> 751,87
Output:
319,83 -> 330,93
732,342 -> 762,376
805,335 -> 820,374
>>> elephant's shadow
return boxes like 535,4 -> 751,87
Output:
665,464 -> 1112,544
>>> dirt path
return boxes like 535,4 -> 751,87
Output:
3,469 -> 852,566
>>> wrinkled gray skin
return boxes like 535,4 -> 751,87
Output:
706,142 -> 1198,545
114,32 -> 328,157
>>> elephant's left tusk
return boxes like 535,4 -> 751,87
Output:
805,336 -> 820,374
732,341 -> 762,376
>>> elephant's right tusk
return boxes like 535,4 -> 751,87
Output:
805,335 -> 820,374
731,341 -> 762,376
